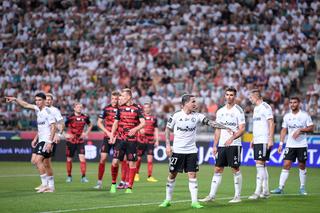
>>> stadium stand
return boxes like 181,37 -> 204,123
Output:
0,0 -> 319,132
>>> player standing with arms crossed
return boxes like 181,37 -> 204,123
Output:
271,97 -> 314,195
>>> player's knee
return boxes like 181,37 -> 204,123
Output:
298,162 -> 306,170
188,173 -> 196,179
231,167 -> 240,173
168,173 -> 177,180
283,163 -> 291,170
215,167 -> 224,173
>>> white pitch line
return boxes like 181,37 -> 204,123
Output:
39,193 -> 320,213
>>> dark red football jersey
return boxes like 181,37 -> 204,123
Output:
143,114 -> 158,143
65,113 -> 91,144
115,103 -> 144,142
99,104 -> 118,138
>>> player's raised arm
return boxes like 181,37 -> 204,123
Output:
202,117 -> 230,130
5,96 -> 35,110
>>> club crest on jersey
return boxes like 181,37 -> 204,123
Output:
76,118 -> 81,121
191,118 -> 196,122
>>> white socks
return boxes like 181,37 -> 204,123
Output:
299,169 -> 307,188
47,176 -> 54,189
262,167 -> 269,194
234,171 -> 242,197
255,164 -> 265,195
166,178 -> 176,201
189,178 -> 198,203
209,173 -> 222,198
40,174 -> 47,186
279,169 -> 289,189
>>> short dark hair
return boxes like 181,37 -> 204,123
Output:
225,87 -> 237,95
35,92 -> 46,100
290,96 -> 300,102
181,94 -> 195,106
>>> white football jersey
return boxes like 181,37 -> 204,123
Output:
48,106 -> 63,122
282,110 -> 313,148
167,110 -> 206,154
252,102 -> 273,144
34,105 -> 56,143
216,104 -> 245,147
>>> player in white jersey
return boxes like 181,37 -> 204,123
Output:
200,87 -> 245,203
6,93 -> 56,193
248,89 -> 275,200
271,97 -> 314,195
32,93 -> 64,192
159,94 -> 231,209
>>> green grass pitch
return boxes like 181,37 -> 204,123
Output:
0,161 -> 319,213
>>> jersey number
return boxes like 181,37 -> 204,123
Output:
169,157 -> 178,166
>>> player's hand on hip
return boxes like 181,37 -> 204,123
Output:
224,138 -> 233,147
292,129 -> 301,139
128,128 -> 137,136
166,146 -> 172,157
278,145 -> 283,154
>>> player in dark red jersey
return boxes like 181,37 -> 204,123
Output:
135,103 -> 159,182
93,91 -> 120,189
65,102 -> 93,183
109,88 -> 145,193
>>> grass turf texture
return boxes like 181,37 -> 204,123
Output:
0,162 -> 319,213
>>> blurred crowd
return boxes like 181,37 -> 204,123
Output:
0,0 -> 320,132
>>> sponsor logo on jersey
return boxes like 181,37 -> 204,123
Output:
177,126 -> 196,132
253,117 -> 261,121
221,121 -> 237,126
288,124 -> 305,129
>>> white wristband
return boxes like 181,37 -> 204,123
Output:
279,142 -> 284,146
